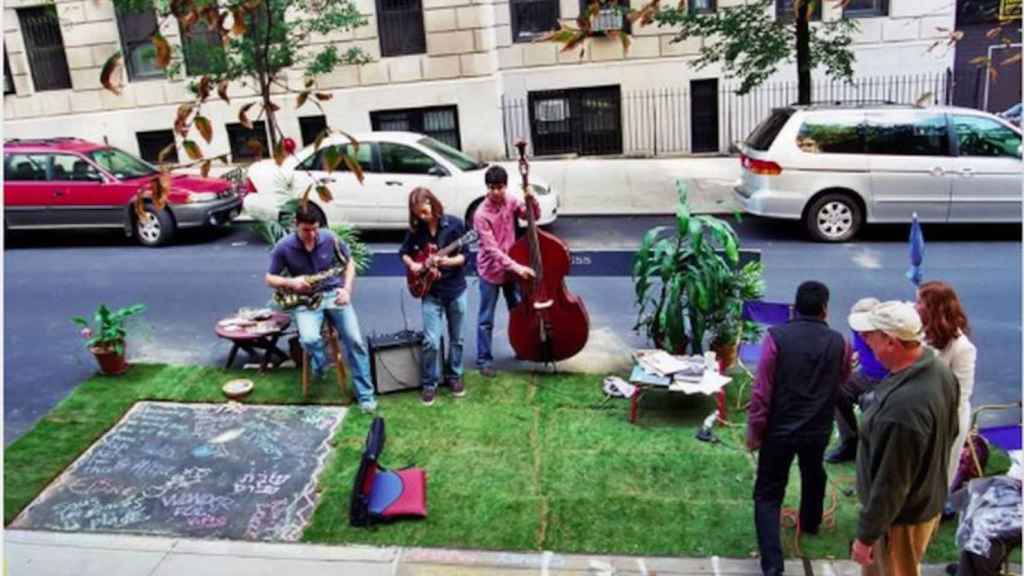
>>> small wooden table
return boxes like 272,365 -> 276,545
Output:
215,311 -> 293,371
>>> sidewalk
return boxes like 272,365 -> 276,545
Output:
232,155 -> 742,221
499,156 -> 742,216
4,529 -> 965,576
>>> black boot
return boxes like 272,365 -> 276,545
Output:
824,441 -> 856,464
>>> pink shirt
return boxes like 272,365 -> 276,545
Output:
473,192 -> 538,284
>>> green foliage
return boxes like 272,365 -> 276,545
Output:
71,304 -> 146,355
632,181 -> 763,354
652,0 -> 857,95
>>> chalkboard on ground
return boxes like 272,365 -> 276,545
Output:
11,401 -> 345,541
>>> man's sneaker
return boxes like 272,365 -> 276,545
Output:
448,378 -> 466,397
421,386 -> 437,406
825,442 -> 857,464
479,366 -> 496,378
359,399 -> 378,414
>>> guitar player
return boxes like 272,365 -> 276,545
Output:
399,187 -> 470,406
265,203 -> 378,413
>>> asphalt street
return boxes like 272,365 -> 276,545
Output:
4,216 -> 1021,444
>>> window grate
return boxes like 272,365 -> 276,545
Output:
377,0 -> 426,57
511,0 -> 560,42
370,105 -> 461,150
18,6 -> 72,91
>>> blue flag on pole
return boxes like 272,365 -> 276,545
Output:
906,212 -> 925,287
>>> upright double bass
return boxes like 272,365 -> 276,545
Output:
508,141 -> 590,363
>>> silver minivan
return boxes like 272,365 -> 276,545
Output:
735,103 -> 1023,242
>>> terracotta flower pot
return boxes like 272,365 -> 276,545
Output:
90,343 -> 128,376
711,338 -> 740,371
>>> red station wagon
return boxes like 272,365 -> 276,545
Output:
3,137 -> 243,246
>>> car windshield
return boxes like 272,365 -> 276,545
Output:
89,147 -> 159,180
417,137 -> 486,171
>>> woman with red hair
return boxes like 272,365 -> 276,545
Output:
916,281 -> 977,487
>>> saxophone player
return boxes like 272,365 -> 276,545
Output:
265,204 -> 377,413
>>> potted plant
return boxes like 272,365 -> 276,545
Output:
704,260 -> 765,369
72,304 -> 146,375
632,182 -> 764,363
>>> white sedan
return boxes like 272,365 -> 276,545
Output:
242,131 -> 559,229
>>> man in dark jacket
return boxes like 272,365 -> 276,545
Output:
747,281 -> 851,576
848,300 -> 959,576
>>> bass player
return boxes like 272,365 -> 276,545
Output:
399,187 -> 470,405
265,204 -> 377,413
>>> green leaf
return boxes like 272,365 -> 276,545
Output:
182,139 -> 202,161
322,146 -> 342,173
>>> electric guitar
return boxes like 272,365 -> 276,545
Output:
406,230 -> 478,298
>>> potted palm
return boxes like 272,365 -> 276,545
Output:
632,182 -> 764,363
73,303 -> 146,375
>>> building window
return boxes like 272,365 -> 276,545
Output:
226,121 -> 269,162
180,20 -> 222,76
775,0 -> 821,21
299,116 -> 329,147
578,0 -> 631,33
136,130 -> 179,163
115,7 -> 163,81
843,0 -> 887,17
689,0 -> 716,14
511,0 -> 560,43
377,0 -> 426,57
17,6 -> 73,91
4,46 -> 14,95
370,105 -> 461,150
957,0 -> 1000,25
528,85 -> 622,156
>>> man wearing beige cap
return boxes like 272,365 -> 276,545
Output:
848,301 -> 959,576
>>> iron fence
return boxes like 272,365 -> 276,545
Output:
500,70 -> 993,158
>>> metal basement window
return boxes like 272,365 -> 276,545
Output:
370,106 -> 461,150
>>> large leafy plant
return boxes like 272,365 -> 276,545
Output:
632,183 -> 763,355
72,304 -> 146,355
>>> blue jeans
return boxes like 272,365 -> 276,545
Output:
421,291 -> 467,389
476,279 -> 520,368
292,289 -> 375,404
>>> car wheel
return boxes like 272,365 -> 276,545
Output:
805,193 -> 862,243
464,198 -> 483,229
135,207 -> 176,247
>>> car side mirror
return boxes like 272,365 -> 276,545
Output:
428,165 -> 449,177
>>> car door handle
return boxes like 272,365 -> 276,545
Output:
52,189 -> 64,197
385,181 -> 403,186
959,167 -> 975,177
318,177 -> 336,184
930,166 -> 948,176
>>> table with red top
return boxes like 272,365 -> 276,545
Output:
214,311 -> 293,371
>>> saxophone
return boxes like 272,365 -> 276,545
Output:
273,240 -> 350,311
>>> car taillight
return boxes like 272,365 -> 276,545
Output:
741,153 -> 782,176
244,178 -> 257,195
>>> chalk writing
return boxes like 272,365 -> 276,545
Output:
233,471 -> 291,496
11,402 -> 344,542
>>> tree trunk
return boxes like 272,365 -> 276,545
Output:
796,0 -> 811,105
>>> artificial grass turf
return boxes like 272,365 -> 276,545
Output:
4,363 -> 1002,562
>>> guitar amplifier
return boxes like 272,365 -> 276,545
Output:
367,330 -> 441,394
